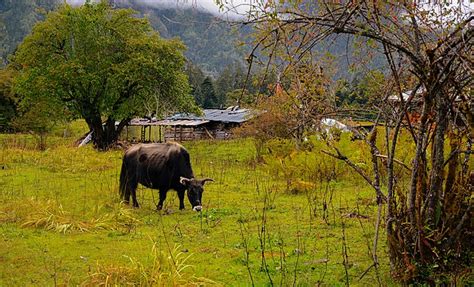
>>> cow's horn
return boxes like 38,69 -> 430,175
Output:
202,178 -> 214,183
180,177 -> 191,185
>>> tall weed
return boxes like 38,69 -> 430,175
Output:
83,243 -> 220,286
0,199 -> 140,233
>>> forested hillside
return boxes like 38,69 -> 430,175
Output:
0,0 -> 57,65
0,0 -> 248,75
144,8 -> 249,75
1,1 -> 382,77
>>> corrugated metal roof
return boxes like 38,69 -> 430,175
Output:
129,118 -> 162,126
388,88 -> 462,103
156,119 -> 209,126
168,107 -> 254,123
388,87 -> 424,102
128,107 -> 256,127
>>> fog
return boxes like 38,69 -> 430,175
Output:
66,0 -> 254,17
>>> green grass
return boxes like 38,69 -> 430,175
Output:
0,128 -> 400,286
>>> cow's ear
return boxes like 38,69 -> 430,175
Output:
180,177 -> 191,186
201,178 -> 214,185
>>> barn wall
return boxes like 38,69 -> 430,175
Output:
120,126 -> 164,143
164,126 -> 205,141
121,122 -> 241,143
163,126 -> 233,142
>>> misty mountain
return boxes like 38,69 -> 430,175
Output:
140,7 -> 250,75
0,1 -> 384,78
0,0 -> 248,75
0,0 -> 57,65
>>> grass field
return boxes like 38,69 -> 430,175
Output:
0,124 -> 400,286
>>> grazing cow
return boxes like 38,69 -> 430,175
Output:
119,143 -> 213,211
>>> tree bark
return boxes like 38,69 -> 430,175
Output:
426,93 -> 449,226
408,96 -> 432,226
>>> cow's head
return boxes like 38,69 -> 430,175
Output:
180,177 -> 213,211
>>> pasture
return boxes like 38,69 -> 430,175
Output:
0,124 -> 400,286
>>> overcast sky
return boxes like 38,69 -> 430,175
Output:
66,0 -> 254,17
66,0 -> 472,20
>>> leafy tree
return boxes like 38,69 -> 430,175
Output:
0,18 -> 7,66
184,61 -> 206,105
0,65 -> 64,150
225,88 -> 257,107
235,86 -> 292,162
237,61 -> 333,159
335,70 -> 385,114
12,96 -> 65,150
224,0 -> 473,283
214,63 -> 246,106
198,77 -> 218,108
0,67 -> 17,131
12,1 -> 198,150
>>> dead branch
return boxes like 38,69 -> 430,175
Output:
374,154 -> 411,171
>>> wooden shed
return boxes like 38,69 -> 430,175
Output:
159,107 -> 254,141
123,107 -> 255,142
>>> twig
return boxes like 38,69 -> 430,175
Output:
341,217 -> 350,287
292,208 -> 301,287
239,221 -> 255,286
358,263 -> 375,281
372,200 -> 383,286
320,149 -> 376,193
259,190 -> 273,286
375,154 -> 411,171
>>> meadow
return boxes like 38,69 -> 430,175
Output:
0,123 -> 401,286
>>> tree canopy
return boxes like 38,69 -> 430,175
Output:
12,0 -> 198,149
0,67 -> 16,131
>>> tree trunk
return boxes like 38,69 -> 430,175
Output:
408,96 -> 431,226
85,115 -> 129,151
426,93 -> 449,226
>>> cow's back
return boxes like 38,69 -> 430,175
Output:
126,143 -> 193,190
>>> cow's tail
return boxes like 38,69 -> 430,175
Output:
119,159 -> 130,203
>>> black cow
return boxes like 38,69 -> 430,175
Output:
119,143 -> 213,211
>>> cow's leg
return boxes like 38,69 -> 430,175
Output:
130,179 -> 139,208
157,190 -> 166,210
177,189 -> 185,210
123,188 -> 131,205
131,189 -> 139,208
119,161 -> 131,205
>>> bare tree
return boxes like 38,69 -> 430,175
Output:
223,0 -> 473,283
